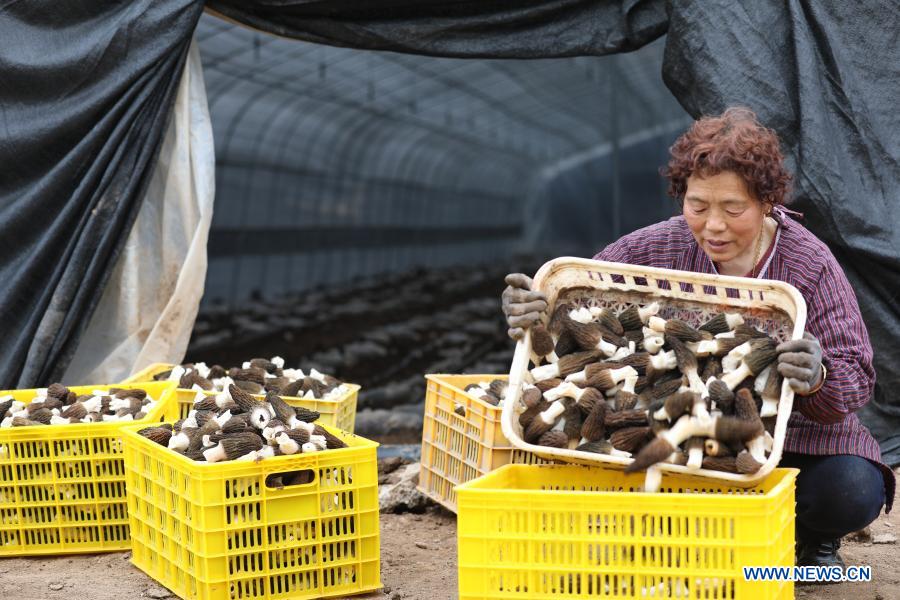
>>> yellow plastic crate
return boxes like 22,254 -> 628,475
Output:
122,422 -> 381,600
456,464 -> 797,600
121,363 -> 359,433
418,375 -> 552,513
122,362 -> 175,384
0,381 -> 178,555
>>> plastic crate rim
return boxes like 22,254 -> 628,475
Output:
455,464 -> 799,499
425,373 -> 508,413
120,420 -> 377,470
0,381 -> 177,440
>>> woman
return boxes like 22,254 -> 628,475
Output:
502,107 -> 893,568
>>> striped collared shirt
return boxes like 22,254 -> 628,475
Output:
593,207 -> 894,508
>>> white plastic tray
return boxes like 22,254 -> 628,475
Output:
500,257 -> 807,487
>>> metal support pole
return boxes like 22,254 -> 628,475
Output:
610,58 -> 622,241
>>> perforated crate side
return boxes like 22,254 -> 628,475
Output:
457,464 -> 797,600
0,381 -> 177,556
418,375 -> 551,513
122,422 -> 380,600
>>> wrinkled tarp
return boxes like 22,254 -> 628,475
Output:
61,39 -> 215,385
205,1 -> 670,58
0,1 -> 205,387
3,1 -> 898,463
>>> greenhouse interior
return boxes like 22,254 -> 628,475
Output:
2,4 -> 898,600
190,14 -> 690,441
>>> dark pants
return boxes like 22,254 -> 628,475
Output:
780,453 -> 886,542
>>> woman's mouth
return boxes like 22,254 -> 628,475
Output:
706,240 -> 730,250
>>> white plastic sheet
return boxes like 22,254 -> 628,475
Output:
62,39 -> 215,384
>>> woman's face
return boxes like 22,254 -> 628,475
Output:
682,171 -> 766,266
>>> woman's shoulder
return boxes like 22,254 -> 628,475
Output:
774,212 -> 836,272
617,216 -> 694,249
769,211 -> 856,302
595,216 -> 694,265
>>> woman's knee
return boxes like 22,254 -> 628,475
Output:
795,455 -> 885,537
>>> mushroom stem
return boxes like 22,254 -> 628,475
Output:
691,394 -> 711,422
611,343 -> 635,360
530,363 -> 560,382
642,327 -> 665,354
542,381 -> 581,402
722,341 -> 752,373
688,339 -> 722,357
643,466 -> 662,493
721,363 -> 753,390
685,437 -> 705,469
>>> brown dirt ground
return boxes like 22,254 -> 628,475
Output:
0,471 -> 896,600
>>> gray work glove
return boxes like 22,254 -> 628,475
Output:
776,332 -> 824,395
501,273 -> 548,341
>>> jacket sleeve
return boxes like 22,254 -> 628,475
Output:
792,258 -> 876,425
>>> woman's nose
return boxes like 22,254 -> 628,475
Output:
706,214 -> 727,232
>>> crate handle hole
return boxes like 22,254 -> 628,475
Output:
265,469 -> 316,489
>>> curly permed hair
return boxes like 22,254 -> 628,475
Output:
663,107 -> 792,206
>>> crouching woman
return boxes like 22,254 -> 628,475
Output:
502,107 -> 893,567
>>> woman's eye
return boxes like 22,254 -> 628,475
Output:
726,209 -> 745,217
690,206 -> 707,214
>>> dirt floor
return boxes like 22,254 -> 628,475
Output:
0,471 -> 896,600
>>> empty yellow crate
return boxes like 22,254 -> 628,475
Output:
122,363 -> 359,433
418,375 -> 551,513
122,422 -> 381,600
0,381 -> 178,555
456,464 -> 797,599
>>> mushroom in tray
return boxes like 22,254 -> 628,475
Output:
530,350 -> 603,382
699,312 -> 745,335
513,296 -> 789,477
625,413 -> 762,473
523,401 -> 566,444
756,366 -> 783,418
529,323 -> 559,366
617,302 -> 660,332
564,364 -> 638,391
721,338 -> 778,390
648,316 -> 705,342
575,439 -> 631,458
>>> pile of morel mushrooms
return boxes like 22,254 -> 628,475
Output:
137,384 -> 347,463
0,384 -> 159,427
155,357 -> 349,402
457,379 -> 512,415
516,299 -> 784,475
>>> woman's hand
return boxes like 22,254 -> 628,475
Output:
776,332 -> 824,395
501,273 -> 547,340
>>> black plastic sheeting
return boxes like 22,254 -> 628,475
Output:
0,1 -> 205,387
3,1 -> 898,463
205,1 -> 670,58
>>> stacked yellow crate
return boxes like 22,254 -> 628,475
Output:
418,374 -> 551,513
456,464 -> 797,600
121,422 -> 381,600
0,381 -> 177,555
